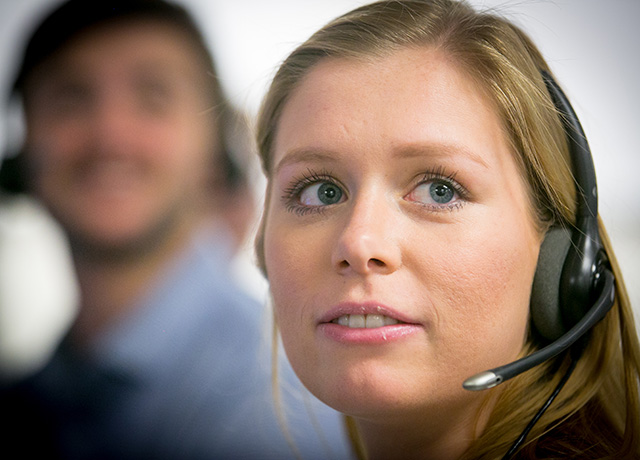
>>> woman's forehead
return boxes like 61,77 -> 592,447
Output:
272,47 -> 506,171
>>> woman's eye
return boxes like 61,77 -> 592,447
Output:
282,170 -> 346,216
300,182 -> 344,206
407,179 -> 460,207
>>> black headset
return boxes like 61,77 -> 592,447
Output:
462,71 -> 616,457
530,72 -> 615,345
463,71 -> 615,392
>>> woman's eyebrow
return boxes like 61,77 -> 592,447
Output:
273,142 -> 490,175
393,143 -> 490,169
273,148 -> 339,174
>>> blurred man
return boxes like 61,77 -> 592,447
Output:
0,1 -> 349,458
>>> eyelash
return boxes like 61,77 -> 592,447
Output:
281,166 -> 469,216
282,168 -> 341,216
412,166 -> 469,211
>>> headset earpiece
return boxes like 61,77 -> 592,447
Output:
530,226 -> 572,341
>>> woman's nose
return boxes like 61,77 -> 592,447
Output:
331,197 -> 402,276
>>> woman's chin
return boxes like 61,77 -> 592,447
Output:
303,366 -> 446,420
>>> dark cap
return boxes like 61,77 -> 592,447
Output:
12,0 -> 218,97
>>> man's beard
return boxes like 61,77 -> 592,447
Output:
64,202 -> 191,266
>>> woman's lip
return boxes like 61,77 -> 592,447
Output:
318,302 -> 418,325
318,322 -> 422,344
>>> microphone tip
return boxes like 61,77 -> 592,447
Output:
463,371 -> 502,391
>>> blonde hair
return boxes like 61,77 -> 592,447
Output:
256,1 -> 640,458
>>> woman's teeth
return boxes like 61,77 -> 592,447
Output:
332,314 -> 399,328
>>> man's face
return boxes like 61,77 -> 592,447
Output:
23,20 -> 216,256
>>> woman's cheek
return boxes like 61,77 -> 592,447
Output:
266,226 -> 312,329
426,235 -> 534,354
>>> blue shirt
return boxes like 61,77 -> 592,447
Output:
1,228 -> 352,459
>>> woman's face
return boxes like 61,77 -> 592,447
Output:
264,48 -> 542,424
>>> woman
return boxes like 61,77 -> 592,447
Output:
255,1 -> 640,458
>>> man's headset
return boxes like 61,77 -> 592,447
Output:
462,71 -> 616,458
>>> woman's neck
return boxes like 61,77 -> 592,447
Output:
354,393 -> 496,460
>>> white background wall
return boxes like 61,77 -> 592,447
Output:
0,0 -> 638,375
